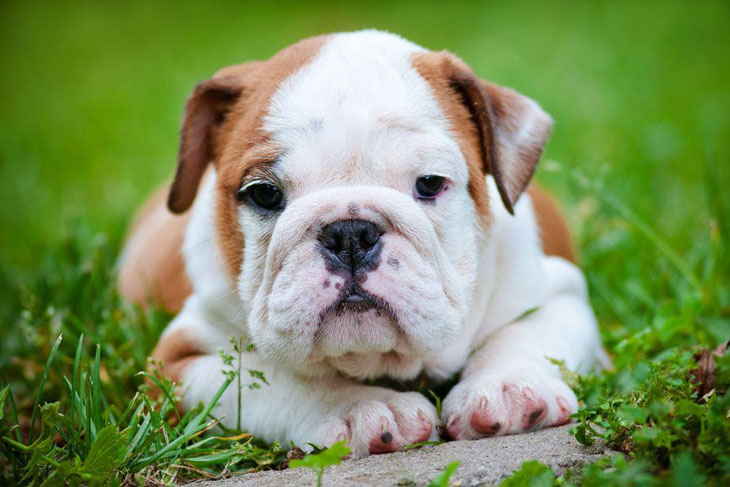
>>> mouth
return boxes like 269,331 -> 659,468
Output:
319,282 -> 397,322
337,289 -> 378,313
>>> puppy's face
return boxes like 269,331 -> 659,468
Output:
168,32 -> 552,379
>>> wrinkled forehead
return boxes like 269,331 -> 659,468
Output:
261,32 -> 466,192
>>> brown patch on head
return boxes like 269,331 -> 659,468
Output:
411,50 -> 552,224
527,184 -> 576,263
167,35 -> 330,279
411,51 -> 491,227
216,36 -> 331,279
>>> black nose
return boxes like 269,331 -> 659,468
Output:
318,219 -> 382,273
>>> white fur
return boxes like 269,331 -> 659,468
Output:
155,30 -> 606,457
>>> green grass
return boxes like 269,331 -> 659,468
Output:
1,0 -> 729,485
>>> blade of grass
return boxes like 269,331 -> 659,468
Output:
7,385 -> 23,444
123,398 -> 145,436
29,334 -> 62,443
185,377 -> 233,436
62,376 -> 85,453
69,333 -> 84,452
131,421 -> 166,460
185,449 -> 245,467
117,392 -> 142,426
91,343 -> 102,436
126,413 -> 152,457
185,433 -> 248,451
82,371 -> 92,452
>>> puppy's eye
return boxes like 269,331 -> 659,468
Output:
236,183 -> 285,210
414,175 -> 446,199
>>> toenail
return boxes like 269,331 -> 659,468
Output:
491,422 -> 501,432
380,431 -> 393,443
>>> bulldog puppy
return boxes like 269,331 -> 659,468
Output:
118,30 -> 607,458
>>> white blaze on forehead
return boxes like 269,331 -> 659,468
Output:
242,30 -> 481,375
263,30 -> 466,190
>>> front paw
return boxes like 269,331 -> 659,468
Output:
312,390 -> 439,458
441,370 -> 577,440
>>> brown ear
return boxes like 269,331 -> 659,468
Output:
168,63 -> 259,213
447,56 -> 552,214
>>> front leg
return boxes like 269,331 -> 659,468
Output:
152,313 -> 438,458
442,257 -> 607,440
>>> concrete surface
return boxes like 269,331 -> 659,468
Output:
193,424 -> 607,486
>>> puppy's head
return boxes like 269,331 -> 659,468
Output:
168,31 -> 551,379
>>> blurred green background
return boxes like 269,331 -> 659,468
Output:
0,0 -> 728,308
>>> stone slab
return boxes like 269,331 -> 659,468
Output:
192,424 -> 606,487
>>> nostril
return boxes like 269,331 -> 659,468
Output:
359,229 -> 379,250
355,221 -> 381,248
321,233 -> 341,253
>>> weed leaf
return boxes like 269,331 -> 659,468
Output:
40,402 -> 62,437
289,440 -> 351,471
83,425 -> 126,476
429,461 -> 460,487
499,460 -> 555,487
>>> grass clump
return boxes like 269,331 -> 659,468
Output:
564,344 -> 730,486
0,236 -> 285,485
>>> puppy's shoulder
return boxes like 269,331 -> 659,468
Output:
526,185 -> 576,263
117,183 -> 192,312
